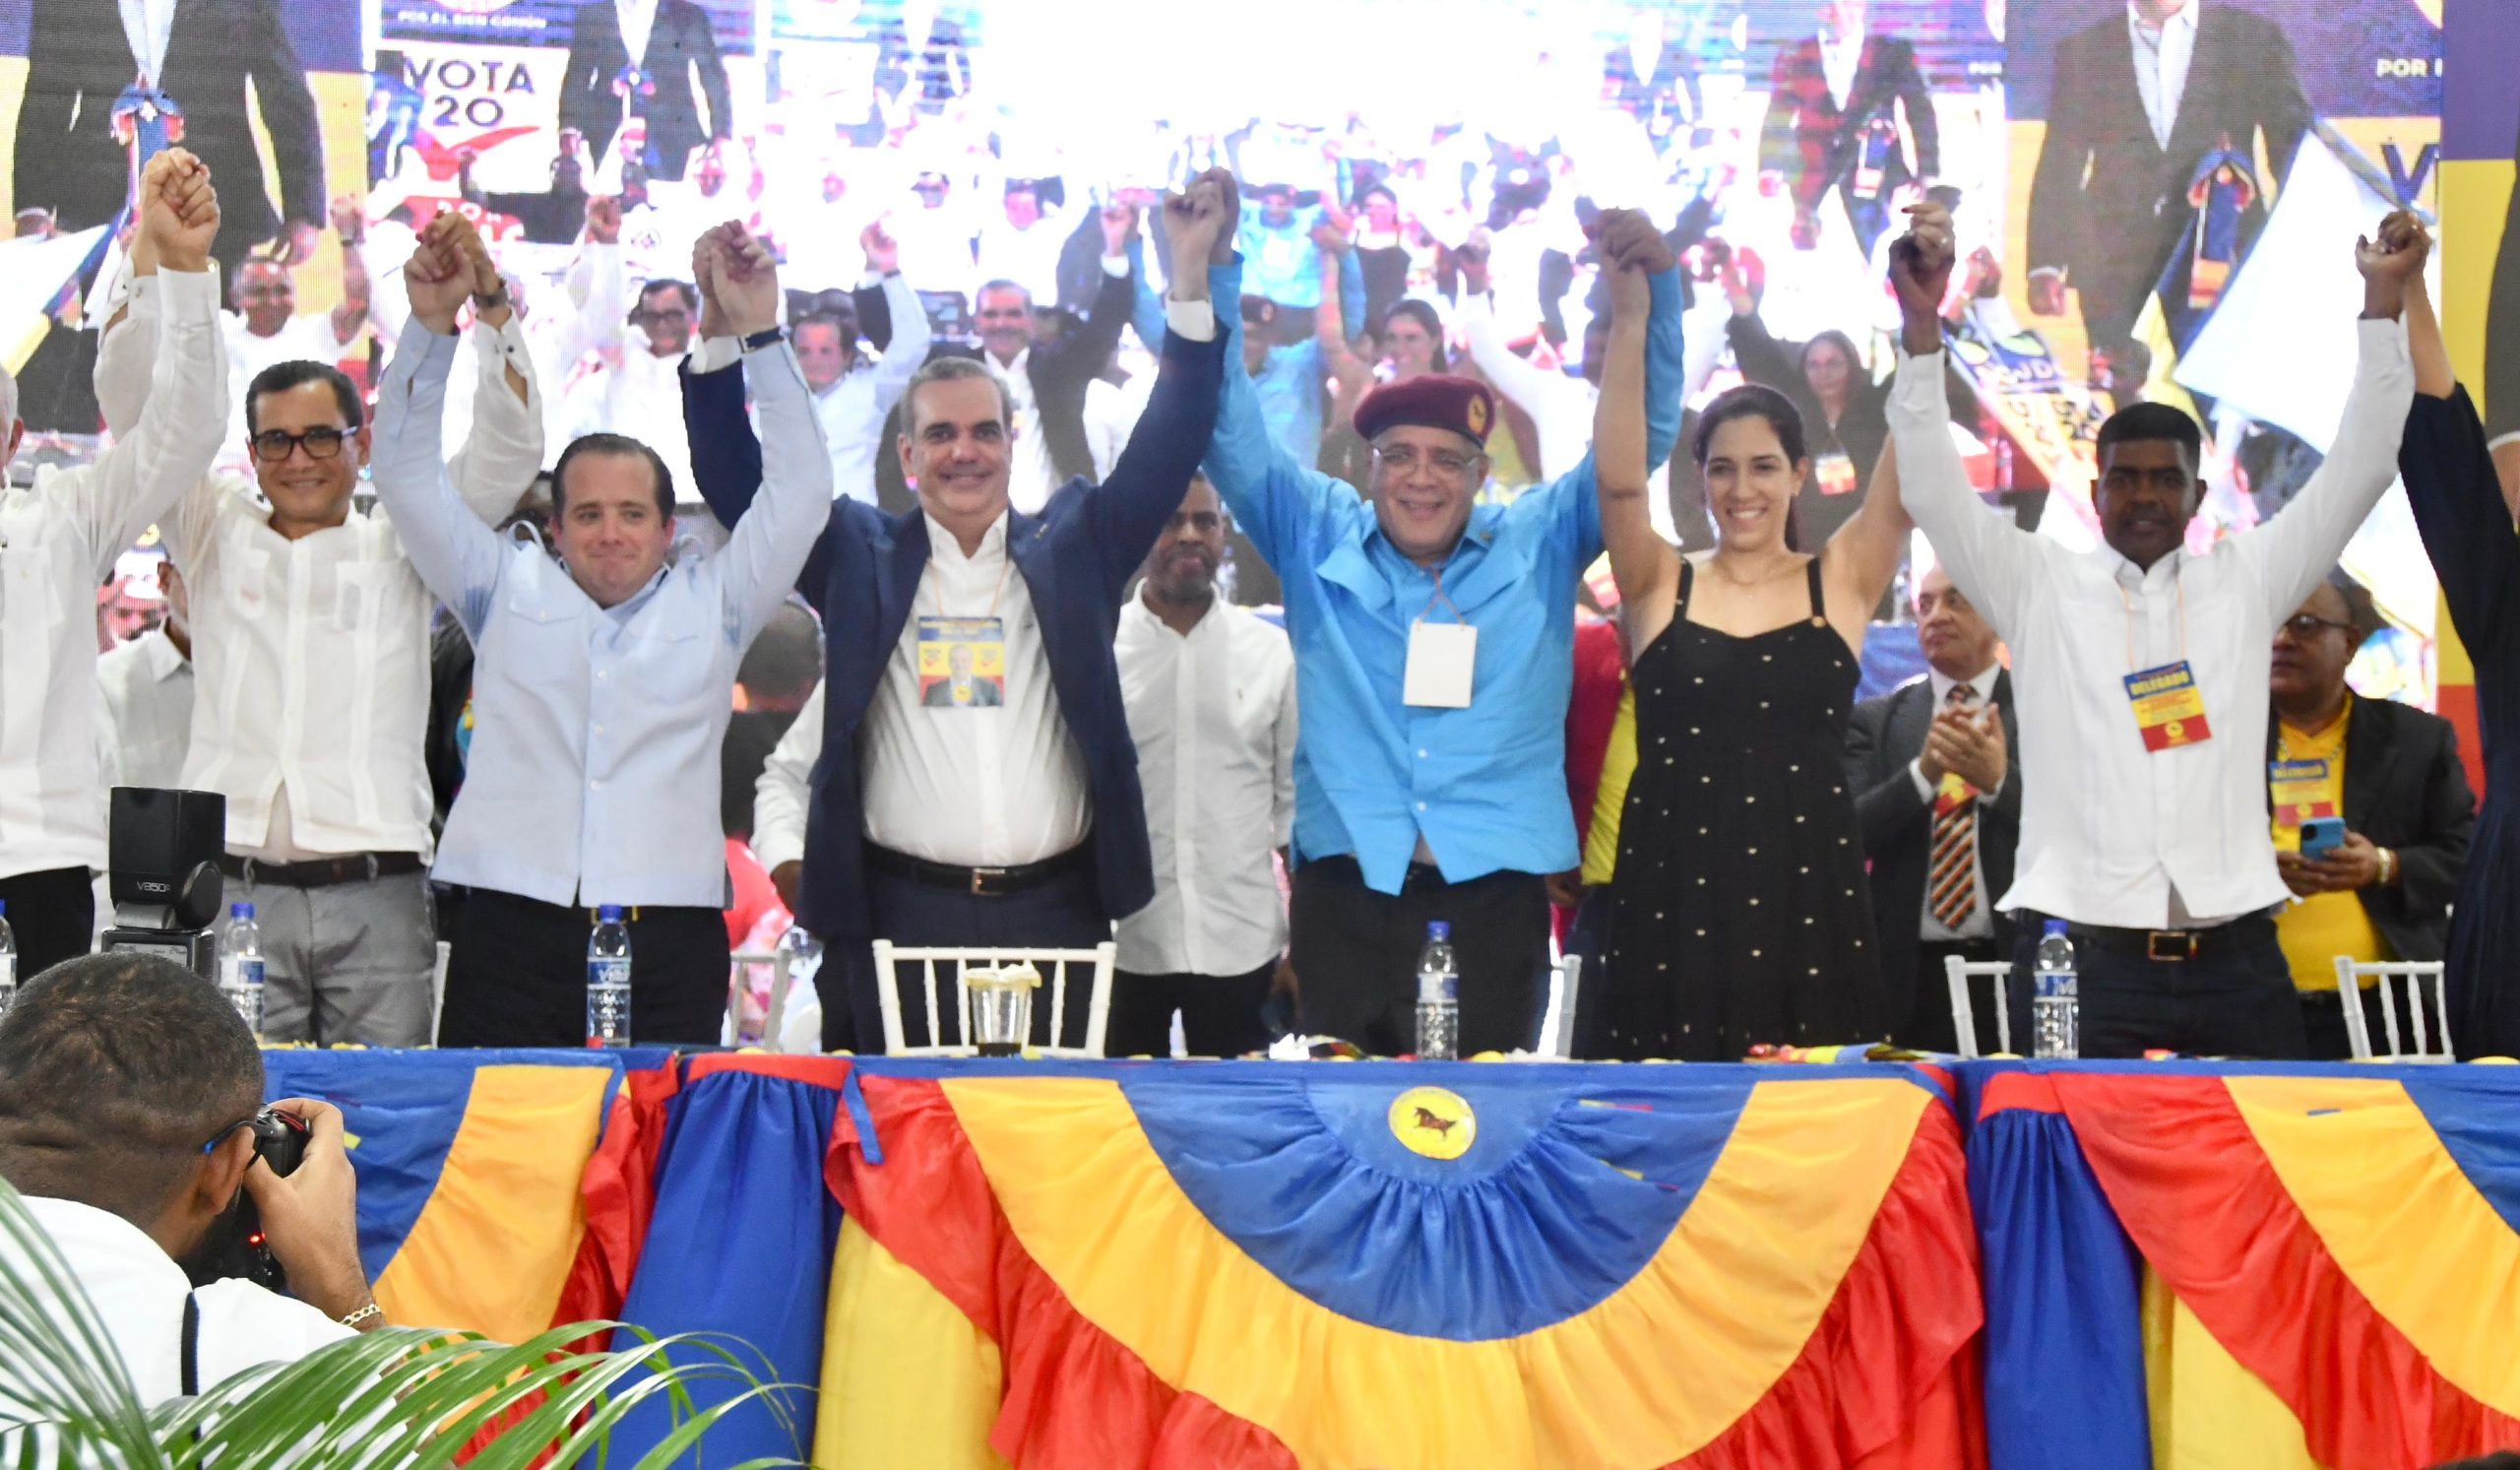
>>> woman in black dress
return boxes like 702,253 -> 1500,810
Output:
2398,258 -> 2520,1056
1587,213 -> 1928,1062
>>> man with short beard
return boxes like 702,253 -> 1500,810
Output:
1109,476 -> 1296,1057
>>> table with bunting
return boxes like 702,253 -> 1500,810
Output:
262,1045 -> 2520,1469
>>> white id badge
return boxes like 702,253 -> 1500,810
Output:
1403,620 -> 1478,708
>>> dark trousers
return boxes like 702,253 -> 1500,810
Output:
2300,989 -> 2359,1062
438,889 -> 730,1049
1107,961 -> 1276,1059
1,866 -> 94,980
1290,857 -> 1550,1056
2012,914 -> 2308,1060
1903,936 -> 2019,1056
1562,884 -> 1616,1058
839,859 -> 1109,1052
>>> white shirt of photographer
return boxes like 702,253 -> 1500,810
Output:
7,1197 -> 351,1410
96,277 -> 546,862
858,511 -> 1092,868
1112,594 -> 1295,978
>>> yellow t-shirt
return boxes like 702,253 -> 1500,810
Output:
1582,685 -> 1638,887
2271,701 -> 2388,991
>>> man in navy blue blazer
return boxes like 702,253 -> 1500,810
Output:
684,170 -> 1236,1051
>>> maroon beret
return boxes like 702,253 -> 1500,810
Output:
1354,373 -> 1498,449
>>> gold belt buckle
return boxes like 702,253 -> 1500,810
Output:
2146,929 -> 2197,963
970,866 -> 1009,897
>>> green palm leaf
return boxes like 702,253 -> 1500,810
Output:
0,1178 -> 802,1468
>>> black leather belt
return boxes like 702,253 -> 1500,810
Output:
864,842 -> 1089,897
2062,913 -> 2278,964
1302,854 -> 1455,892
220,852 -> 425,889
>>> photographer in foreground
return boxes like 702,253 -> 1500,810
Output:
0,953 -> 382,1406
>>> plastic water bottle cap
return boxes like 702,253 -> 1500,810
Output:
1427,922 -> 1451,941
0,899 -> 8,917
230,903 -> 254,920
598,904 -> 624,922
2043,919 -> 2067,937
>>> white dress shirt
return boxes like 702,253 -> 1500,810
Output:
752,679 -> 823,877
1113,592 -> 1295,978
2127,0 -> 2201,151
616,0 -> 660,66
1907,664 -> 2002,942
100,281 -> 546,862
94,626 -> 195,792
1,1198 -> 351,1413
859,511 -> 1094,866
975,209 -> 1073,307
371,326 -> 833,907
813,273 -> 929,503
569,343 -> 698,508
116,0 -> 177,83
0,268 -> 223,883
1888,318 -> 2413,928
1818,27 -> 1864,111
1458,289 -> 1731,545
986,347 -> 1058,515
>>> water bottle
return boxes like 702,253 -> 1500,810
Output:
587,905 -> 632,1049
0,900 -> 16,1019
1414,922 -> 1459,1060
2033,920 -> 2079,1059
219,903 -> 266,1041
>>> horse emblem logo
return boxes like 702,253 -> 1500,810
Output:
1388,1086 -> 1476,1160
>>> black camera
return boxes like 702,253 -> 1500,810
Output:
100,787 -> 226,980
183,1107 -> 310,1292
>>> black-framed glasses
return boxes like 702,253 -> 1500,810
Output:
200,1116 -> 258,1156
1370,444 -> 1484,480
2280,612 -> 2356,639
250,427 -> 348,464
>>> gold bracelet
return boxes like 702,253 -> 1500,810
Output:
339,1302 -> 384,1329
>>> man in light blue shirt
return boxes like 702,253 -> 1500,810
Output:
1201,209 -> 1684,1055
370,217 -> 833,1048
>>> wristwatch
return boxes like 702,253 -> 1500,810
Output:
741,326 -> 788,352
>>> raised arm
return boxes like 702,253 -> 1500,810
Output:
2235,213 -> 2424,621
860,221 -> 930,415
2396,270 -> 2513,659
1086,178 -> 1228,602
1200,175 -> 1355,570
330,195 -> 373,347
1593,221 -> 1672,618
429,215 -> 544,523
71,151 -> 229,578
93,223 -> 164,441
700,224 -> 840,644
1885,201 -> 2040,640
368,219 -> 515,636
1820,436 -> 1911,646
1455,249 -> 1564,415
1036,206 -> 1141,393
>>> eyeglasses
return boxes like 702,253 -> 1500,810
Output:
2280,613 -> 2357,639
1370,445 -> 1484,480
200,1116 -> 258,1156
250,427 -> 349,463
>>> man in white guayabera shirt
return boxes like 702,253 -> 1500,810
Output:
95,209 -> 543,1048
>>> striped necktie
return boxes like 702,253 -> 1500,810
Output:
1928,683 -> 1980,931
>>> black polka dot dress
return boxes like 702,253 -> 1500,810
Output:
1603,558 -> 1885,1060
